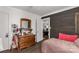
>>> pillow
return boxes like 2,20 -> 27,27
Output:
58,33 -> 78,42
74,38 -> 79,47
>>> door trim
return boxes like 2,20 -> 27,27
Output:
75,12 -> 79,33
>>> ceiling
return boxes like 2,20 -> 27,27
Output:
13,6 -> 74,16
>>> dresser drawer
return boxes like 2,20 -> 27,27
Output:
19,38 -> 26,43
20,43 -> 28,48
19,37 -> 30,43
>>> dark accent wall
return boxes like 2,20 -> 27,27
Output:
50,7 -> 79,38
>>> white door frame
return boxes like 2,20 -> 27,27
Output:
43,17 -> 50,39
48,18 -> 50,38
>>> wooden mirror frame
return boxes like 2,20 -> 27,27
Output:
20,18 -> 31,29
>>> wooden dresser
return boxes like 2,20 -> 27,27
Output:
18,34 -> 36,51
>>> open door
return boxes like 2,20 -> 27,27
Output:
0,11 -> 9,51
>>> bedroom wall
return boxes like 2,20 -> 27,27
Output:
50,7 -> 79,37
0,7 -> 43,50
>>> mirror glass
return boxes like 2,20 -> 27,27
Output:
22,21 -> 28,28
20,18 -> 31,29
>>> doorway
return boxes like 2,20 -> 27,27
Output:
43,18 -> 50,39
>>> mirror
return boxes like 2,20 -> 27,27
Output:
20,18 -> 31,29
20,18 -> 31,35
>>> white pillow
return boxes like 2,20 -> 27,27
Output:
74,38 -> 79,47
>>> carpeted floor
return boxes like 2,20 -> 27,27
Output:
0,41 -> 42,53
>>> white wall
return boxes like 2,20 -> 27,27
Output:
0,7 -> 43,50
0,12 -> 9,51
36,17 -> 43,42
